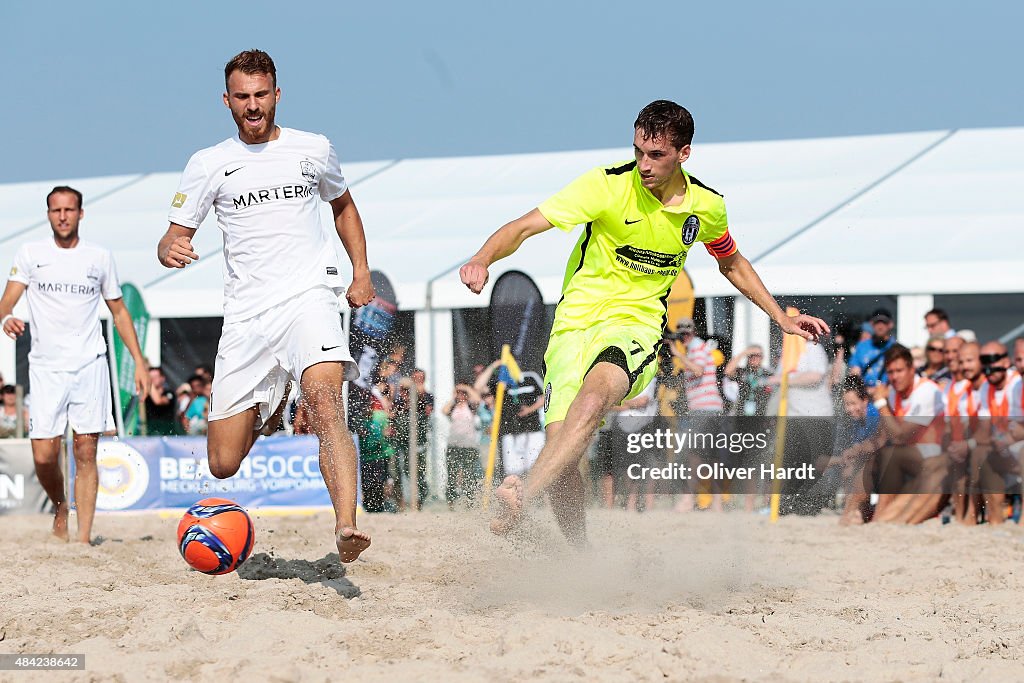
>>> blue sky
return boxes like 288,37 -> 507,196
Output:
3,1 -> 1021,182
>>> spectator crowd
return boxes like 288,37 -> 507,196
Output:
5,305 -> 1023,528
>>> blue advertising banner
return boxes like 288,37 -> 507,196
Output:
70,436 -> 334,511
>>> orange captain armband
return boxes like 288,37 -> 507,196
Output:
704,230 -> 738,260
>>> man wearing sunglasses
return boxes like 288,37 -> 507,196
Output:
970,342 -> 1024,524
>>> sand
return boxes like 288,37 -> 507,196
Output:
3,505 -> 1024,682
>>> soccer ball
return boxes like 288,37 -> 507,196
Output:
176,498 -> 255,575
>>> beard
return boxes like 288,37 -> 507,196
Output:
233,105 -> 276,143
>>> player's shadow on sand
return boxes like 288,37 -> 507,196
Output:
237,552 -> 360,598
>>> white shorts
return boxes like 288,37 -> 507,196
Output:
210,287 -> 358,427
501,431 -> 545,477
28,354 -> 113,439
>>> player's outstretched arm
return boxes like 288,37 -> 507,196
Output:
157,224 -> 199,269
106,297 -> 151,396
460,209 -> 553,294
716,250 -> 829,342
329,190 -> 375,309
0,280 -> 27,340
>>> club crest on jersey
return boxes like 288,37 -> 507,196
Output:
300,161 -> 317,183
681,215 -> 701,245
86,265 -> 102,282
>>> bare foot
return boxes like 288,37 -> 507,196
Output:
52,503 -> 70,542
336,526 -> 371,563
490,475 -> 524,535
838,512 -> 864,527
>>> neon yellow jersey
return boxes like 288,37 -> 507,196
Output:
538,160 -> 737,337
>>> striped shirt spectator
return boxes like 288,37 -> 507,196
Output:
674,317 -> 723,414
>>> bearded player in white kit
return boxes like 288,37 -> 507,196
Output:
1,186 -> 150,543
157,50 -> 373,562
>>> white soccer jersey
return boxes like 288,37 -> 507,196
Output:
1004,376 -> 1022,418
889,376 -> 945,424
168,127 -> 349,322
8,239 -> 121,371
978,378 -> 1016,417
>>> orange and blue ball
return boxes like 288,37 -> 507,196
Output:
176,498 -> 255,575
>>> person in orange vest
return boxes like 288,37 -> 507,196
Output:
970,341 -> 1021,524
871,345 -> 945,524
946,342 -> 985,523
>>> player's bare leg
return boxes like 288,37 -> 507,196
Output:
839,454 -> 872,525
976,447 -> 1011,525
31,436 -> 69,541
301,361 -> 370,563
872,446 -> 909,521
491,362 -> 629,541
207,409 -> 260,479
545,423 -> 588,547
902,457 -> 952,524
70,432 -> 100,543
874,447 -> 924,523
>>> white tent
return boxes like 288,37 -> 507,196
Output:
3,126 -> 1023,394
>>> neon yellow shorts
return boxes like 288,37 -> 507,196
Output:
542,325 -> 660,424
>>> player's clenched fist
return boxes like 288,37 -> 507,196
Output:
346,272 -> 376,309
460,260 -> 489,294
159,235 -> 199,268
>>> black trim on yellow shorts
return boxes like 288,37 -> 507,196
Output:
586,345 -> 658,390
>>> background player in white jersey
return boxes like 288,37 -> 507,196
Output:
1,186 -> 149,543
871,345 -> 945,524
156,50 -> 373,562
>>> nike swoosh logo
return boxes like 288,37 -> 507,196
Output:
36,263 -> 50,268
625,219 -> 642,225
224,167 -> 244,176
321,345 -> 341,352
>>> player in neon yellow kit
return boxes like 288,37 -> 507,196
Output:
460,101 -> 828,543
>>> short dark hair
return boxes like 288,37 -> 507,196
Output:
1,385 -> 15,395
224,49 -> 277,90
883,344 -> 914,369
634,100 -> 694,149
840,375 -> 869,400
46,186 -> 83,210
925,308 -> 949,322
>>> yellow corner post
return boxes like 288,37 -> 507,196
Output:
482,344 -> 522,510
770,307 -> 806,523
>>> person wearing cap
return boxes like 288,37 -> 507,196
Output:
460,100 -> 829,543
848,308 -> 896,387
